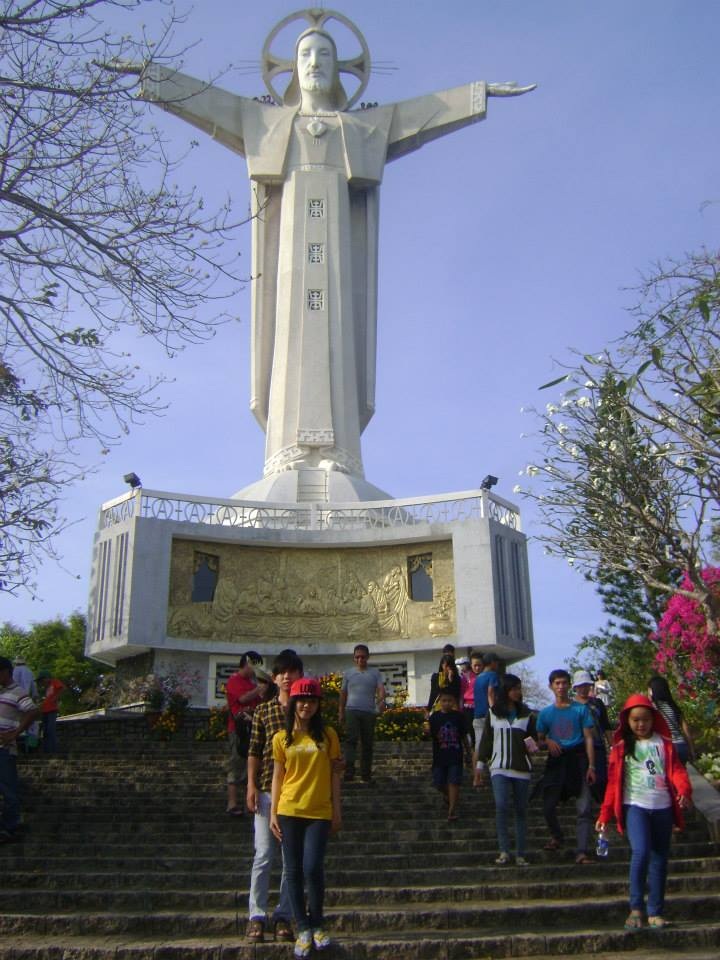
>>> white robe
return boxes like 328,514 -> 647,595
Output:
141,69 -> 488,477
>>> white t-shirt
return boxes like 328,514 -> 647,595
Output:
623,733 -> 672,810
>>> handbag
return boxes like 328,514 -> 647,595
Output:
234,712 -> 252,757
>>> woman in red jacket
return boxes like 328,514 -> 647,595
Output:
596,694 -> 692,930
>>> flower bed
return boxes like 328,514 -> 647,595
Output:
193,674 -> 428,744
195,706 -> 229,742
696,752 -> 720,789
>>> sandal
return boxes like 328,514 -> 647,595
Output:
648,916 -> 668,928
624,912 -> 643,930
274,919 -> 294,942
226,805 -> 244,817
246,919 -> 265,942
543,837 -> 562,850
575,853 -> 594,864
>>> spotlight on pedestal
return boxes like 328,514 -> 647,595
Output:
123,472 -> 142,489
480,474 -> 498,491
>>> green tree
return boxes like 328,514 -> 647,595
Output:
521,250 -> 719,635
0,1 -> 245,593
0,613 -> 108,710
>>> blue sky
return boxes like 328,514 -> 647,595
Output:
4,0 -> 719,687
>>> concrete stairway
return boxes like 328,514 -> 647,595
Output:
3,726 -> 720,959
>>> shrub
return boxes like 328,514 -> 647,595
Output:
195,706 -> 229,742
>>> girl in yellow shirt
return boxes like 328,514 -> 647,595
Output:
270,678 -> 342,958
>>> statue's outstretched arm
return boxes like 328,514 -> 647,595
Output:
386,80 -> 534,162
487,81 -> 537,96
105,61 -> 247,156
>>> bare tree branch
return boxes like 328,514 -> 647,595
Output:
0,1 -> 249,593
520,250 -> 720,632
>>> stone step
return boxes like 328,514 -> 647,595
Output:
1,919 -> 719,959
21,814 -> 709,834
4,840 -> 716,873
1,892 -> 718,936
4,855 -> 719,891
14,803 -> 566,821
8,729 -> 719,960
2,870 -> 720,912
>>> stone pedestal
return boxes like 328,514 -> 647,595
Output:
87,486 -> 534,707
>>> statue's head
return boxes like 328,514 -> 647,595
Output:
283,27 -> 348,109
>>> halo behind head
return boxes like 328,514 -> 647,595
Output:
261,7 -> 371,109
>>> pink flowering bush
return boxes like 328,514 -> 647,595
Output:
653,568 -> 719,746
653,568 -> 720,690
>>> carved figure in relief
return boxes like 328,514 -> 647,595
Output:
299,587 -> 324,614
123,8 -> 534,482
213,579 -> 241,621
382,565 -> 410,637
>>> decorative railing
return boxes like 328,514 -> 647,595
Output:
100,487 -> 521,532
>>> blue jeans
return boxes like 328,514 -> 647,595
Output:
491,774 -> 530,857
248,791 -> 292,922
576,778 -> 594,855
624,804 -> 674,917
0,748 -> 20,833
42,711 -> 58,753
279,815 -> 331,932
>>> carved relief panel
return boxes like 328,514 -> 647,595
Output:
167,539 -> 455,645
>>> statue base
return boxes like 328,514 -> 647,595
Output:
86,486 -> 534,708
234,468 -> 392,504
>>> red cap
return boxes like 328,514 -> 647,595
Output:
289,677 -> 322,699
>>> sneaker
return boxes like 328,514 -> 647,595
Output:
516,856 -> 530,867
294,930 -> 313,959
495,852 -> 511,865
312,928 -> 332,950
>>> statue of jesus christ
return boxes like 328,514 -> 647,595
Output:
136,10 -> 534,485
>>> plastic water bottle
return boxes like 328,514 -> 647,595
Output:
596,828 -> 609,858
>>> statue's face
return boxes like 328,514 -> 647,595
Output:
297,31 -> 337,94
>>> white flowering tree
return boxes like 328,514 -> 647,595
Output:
0,1 -> 245,593
519,250 -> 720,635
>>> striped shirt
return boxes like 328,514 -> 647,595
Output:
0,681 -> 37,756
656,700 -> 685,745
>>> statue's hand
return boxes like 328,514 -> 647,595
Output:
487,81 -> 537,97
96,57 -> 147,78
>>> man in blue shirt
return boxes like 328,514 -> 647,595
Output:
471,652 -> 501,772
536,669 -> 596,857
472,654 -> 500,736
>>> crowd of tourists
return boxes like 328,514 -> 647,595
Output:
218,643 -> 696,957
1,644 -> 698,956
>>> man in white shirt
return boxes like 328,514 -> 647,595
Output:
0,656 -> 41,842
